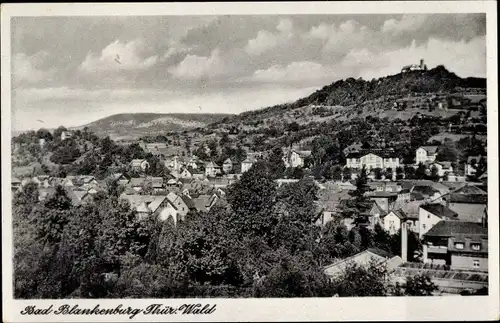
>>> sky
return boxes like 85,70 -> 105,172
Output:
11,14 -> 486,131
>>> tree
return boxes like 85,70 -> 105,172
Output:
330,260 -> 390,296
429,165 -> 440,181
342,167 -> 352,181
403,274 -> 437,296
415,163 -> 427,179
267,147 -> 286,179
341,166 -> 373,219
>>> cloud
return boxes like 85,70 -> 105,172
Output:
339,35 -> 486,79
168,49 -> 226,80
13,51 -> 55,84
245,19 -> 294,55
381,15 -> 428,35
306,20 -> 374,54
250,61 -> 332,84
79,39 -> 158,73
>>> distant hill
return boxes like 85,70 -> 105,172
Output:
208,65 -> 486,130
73,113 -> 233,140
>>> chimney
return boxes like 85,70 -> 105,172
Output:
401,221 -> 408,263
420,59 -> 424,69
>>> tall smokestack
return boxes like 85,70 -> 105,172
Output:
420,59 -> 424,69
401,221 -> 408,263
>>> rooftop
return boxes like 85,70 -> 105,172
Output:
421,203 -> 458,219
424,221 -> 487,238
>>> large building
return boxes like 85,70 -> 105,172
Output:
345,149 -> 400,170
282,148 -> 312,168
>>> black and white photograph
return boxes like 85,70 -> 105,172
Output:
2,1 -> 498,322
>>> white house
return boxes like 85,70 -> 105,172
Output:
415,146 -> 439,165
61,130 -> 74,141
418,203 -> 459,238
282,148 -> 311,168
382,209 -> 418,235
241,156 -> 256,173
430,161 -> 454,177
130,159 -> 150,172
166,192 -> 190,222
205,161 -> 222,177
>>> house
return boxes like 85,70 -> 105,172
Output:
186,156 -> 200,169
205,161 -> 221,177
241,156 -> 257,173
366,191 -> 398,213
440,185 -> 487,224
342,142 -> 363,155
64,187 -> 92,206
418,203 -> 459,238
119,194 -> 179,223
368,181 -> 401,193
107,173 -> 130,186
130,159 -> 150,172
222,158 -> 234,173
345,149 -> 400,170
179,167 -> 204,179
165,155 -> 183,172
431,161 -> 454,177
282,148 -> 311,168
415,146 -> 439,165
324,248 -> 404,279
465,156 -> 485,176
166,192 -> 190,222
145,143 -> 168,156
61,130 -> 74,141
382,209 -> 418,235
11,177 -> 22,192
410,185 -> 442,202
422,221 -> 488,270
181,194 -> 197,213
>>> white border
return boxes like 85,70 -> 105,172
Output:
2,2 -> 498,322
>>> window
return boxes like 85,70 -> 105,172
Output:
422,224 -> 426,230
473,260 -> 480,268
471,243 -> 481,251
454,242 -> 464,250
427,214 -> 430,219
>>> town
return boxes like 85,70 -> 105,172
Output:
12,61 -> 488,297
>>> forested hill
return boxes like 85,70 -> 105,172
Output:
73,113 -> 232,140
209,65 -> 486,127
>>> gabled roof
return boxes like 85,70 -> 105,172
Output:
181,195 -> 196,209
384,209 -> 406,220
119,194 -> 167,213
424,221 -> 487,238
451,184 -> 487,195
418,145 -> 439,155
411,185 -> 439,196
206,161 -> 220,168
420,203 -> 458,219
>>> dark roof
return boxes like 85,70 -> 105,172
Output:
412,185 -> 439,196
446,194 -> 487,204
452,184 -> 487,195
368,191 -> 398,198
421,203 -> 458,219
367,247 -> 394,258
419,146 -> 439,155
411,192 -> 425,201
181,195 -> 196,209
424,221 -> 487,238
